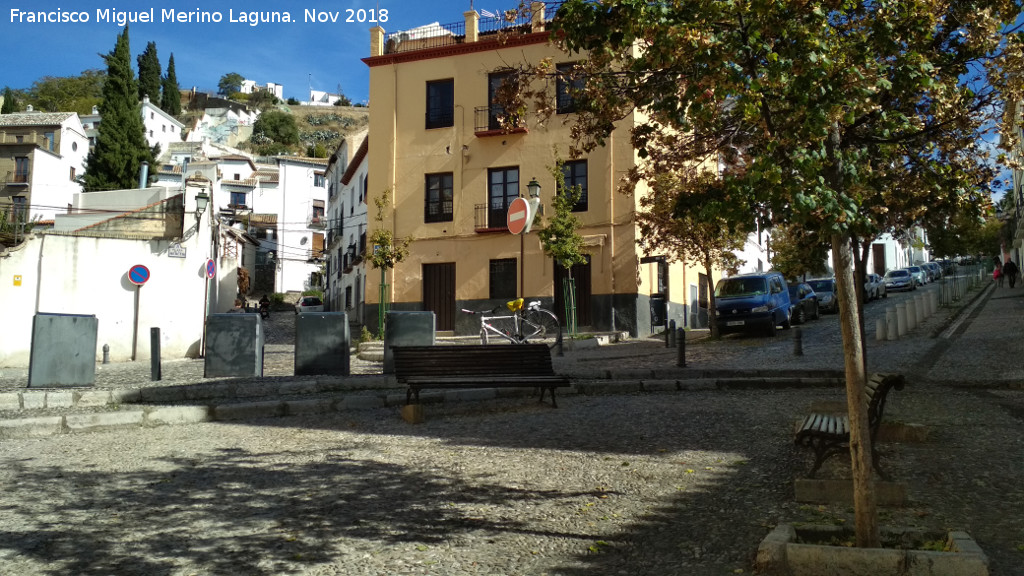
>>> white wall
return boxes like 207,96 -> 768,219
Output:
0,200 -> 233,367
276,159 -> 327,293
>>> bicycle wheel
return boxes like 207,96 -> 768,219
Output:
522,308 -> 562,349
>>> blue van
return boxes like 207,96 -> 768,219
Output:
713,272 -> 792,337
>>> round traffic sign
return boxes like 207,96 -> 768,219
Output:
128,264 -> 150,286
205,259 -> 216,279
506,197 -> 532,235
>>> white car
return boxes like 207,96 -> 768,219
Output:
295,296 -> 324,314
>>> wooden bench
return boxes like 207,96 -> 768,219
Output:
393,344 -> 570,407
794,373 -> 906,479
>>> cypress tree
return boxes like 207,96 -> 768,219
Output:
83,26 -> 155,191
160,53 -> 181,115
1,87 -> 17,113
136,41 -> 161,103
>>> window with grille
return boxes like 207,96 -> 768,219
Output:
487,167 -> 519,228
426,79 -> 454,129
489,258 -> 517,300
556,62 -> 585,114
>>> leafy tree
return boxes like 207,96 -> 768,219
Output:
1,87 -> 17,113
367,190 -> 411,336
306,143 -> 328,158
769,224 -> 831,281
537,157 -> 588,335
632,171 -> 747,338
252,110 -> 299,145
25,70 -> 104,115
160,53 -> 181,115
286,97 -> 300,106
248,90 -> 279,110
218,72 -> 245,96
82,26 -> 154,192
136,41 -> 161,103
528,0 -> 1024,547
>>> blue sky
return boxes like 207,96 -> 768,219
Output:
2,0 -> 490,103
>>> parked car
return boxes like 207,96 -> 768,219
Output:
713,271 -> 792,337
905,265 -> 927,286
924,262 -> 943,281
884,268 -> 916,292
806,278 -> 838,313
864,273 -> 886,301
787,282 -> 820,324
295,296 -> 324,314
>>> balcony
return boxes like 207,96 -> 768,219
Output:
474,106 -> 527,136
307,214 -> 327,229
4,171 -> 30,185
474,203 -> 509,232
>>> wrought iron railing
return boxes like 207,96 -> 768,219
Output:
383,2 -> 563,55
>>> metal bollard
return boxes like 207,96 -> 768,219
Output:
896,303 -> 908,336
150,327 -> 162,381
102,343 -> 110,364
793,326 -> 803,356
676,328 -> 686,367
886,308 -> 898,341
669,320 -> 677,348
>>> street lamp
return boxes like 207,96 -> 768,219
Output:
527,178 -> 541,199
194,191 -> 210,222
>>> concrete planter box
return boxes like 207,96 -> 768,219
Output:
757,524 -> 988,576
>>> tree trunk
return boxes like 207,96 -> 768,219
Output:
826,123 -> 879,548
704,257 -> 719,339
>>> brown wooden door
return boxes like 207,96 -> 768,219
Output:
554,256 -> 592,328
423,262 -> 456,331
872,243 -> 886,275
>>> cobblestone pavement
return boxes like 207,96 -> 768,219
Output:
2,280 -> 1024,575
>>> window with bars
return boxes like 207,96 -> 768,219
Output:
489,258 -> 517,300
556,62 -> 585,114
425,172 -> 454,222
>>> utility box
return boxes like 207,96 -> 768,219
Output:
295,312 -> 350,376
204,313 -> 264,377
383,311 -> 435,374
28,313 -> 98,388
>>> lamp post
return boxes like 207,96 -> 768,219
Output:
196,190 -> 211,357
521,178 -> 541,299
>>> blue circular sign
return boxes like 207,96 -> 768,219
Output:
206,259 -> 216,279
128,264 -> 150,286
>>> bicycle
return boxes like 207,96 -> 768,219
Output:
461,298 -> 563,351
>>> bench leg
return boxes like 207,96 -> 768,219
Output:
537,387 -> 558,408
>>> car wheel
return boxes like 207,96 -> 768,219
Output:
812,302 -> 820,320
765,322 -> 776,337
795,306 -> 806,325
782,310 -> 792,330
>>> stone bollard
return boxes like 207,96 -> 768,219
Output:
917,295 -> 926,322
676,328 -> 687,367
896,303 -> 908,337
102,343 -> 110,364
905,299 -> 917,331
929,291 -> 938,315
876,318 -> 886,341
886,308 -> 898,341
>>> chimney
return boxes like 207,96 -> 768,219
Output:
138,161 -> 149,188
26,104 -> 34,112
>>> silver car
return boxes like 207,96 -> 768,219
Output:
905,266 -> 927,286
806,278 -> 838,313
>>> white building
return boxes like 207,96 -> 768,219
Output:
273,157 -> 328,293
0,110 -> 89,223
307,89 -> 344,107
240,79 -> 284,100
325,131 -> 368,320
141,96 -> 185,154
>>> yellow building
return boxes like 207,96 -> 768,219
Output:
362,5 -> 719,336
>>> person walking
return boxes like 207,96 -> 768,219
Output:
1002,258 -> 1019,288
994,260 -> 1004,287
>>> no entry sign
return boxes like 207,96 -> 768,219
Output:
506,197 -> 531,235
128,264 -> 150,286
